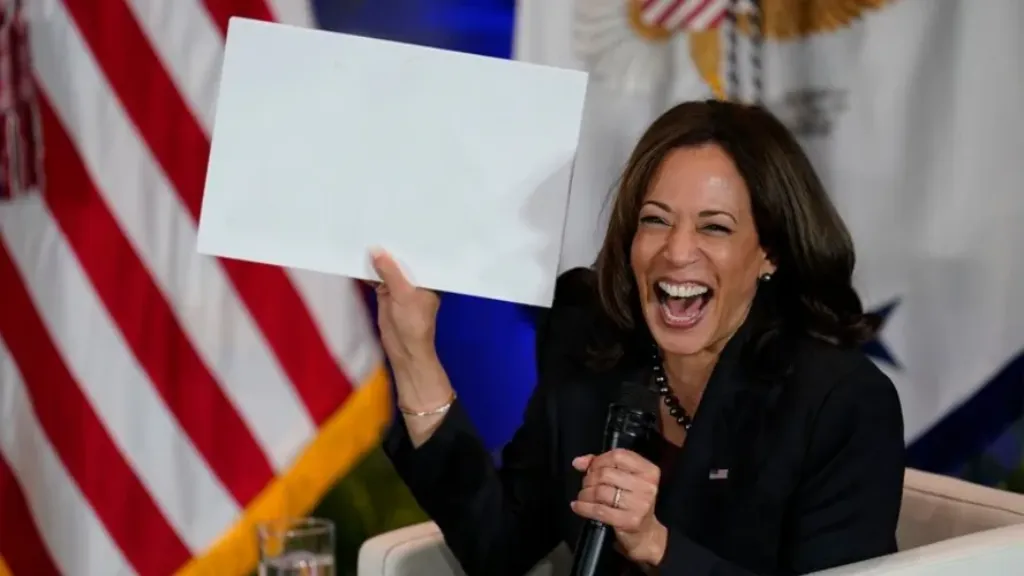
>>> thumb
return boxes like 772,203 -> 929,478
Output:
370,249 -> 415,298
572,454 -> 594,471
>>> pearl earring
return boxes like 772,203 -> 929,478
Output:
760,272 -> 773,282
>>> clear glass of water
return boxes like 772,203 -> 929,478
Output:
257,517 -> 335,576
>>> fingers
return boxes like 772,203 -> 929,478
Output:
369,249 -> 414,298
581,465 -> 656,497
571,449 -> 660,533
360,279 -> 387,296
601,449 -> 659,478
577,484 -> 633,509
572,450 -> 669,565
572,449 -> 657,477
570,500 -> 645,532
581,446 -> 659,481
572,450 -> 659,502
571,454 -> 594,471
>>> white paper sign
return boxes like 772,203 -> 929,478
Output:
197,17 -> 589,307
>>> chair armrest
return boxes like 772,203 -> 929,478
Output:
357,522 -> 461,576
809,523 -> 1024,576
899,468 -> 1024,548
357,522 -> 569,576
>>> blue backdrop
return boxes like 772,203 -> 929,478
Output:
314,0 -> 532,451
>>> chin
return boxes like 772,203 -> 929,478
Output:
649,325 -> 715,356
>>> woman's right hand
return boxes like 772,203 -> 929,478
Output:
370,250 -> 453,446
369,249 -> 441,372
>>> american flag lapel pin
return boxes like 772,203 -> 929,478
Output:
709,468 -> 729,480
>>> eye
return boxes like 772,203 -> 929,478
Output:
640,215 -> 668,226
702,223 -> 732,234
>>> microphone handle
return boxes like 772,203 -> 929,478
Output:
568,521 -> 616,576
569,424 -> 652,575
569,404 -> 656,576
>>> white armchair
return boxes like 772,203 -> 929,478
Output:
358,469 -> 1024,576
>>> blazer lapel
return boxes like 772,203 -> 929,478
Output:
657,317 -> 766,541
716,382 -> 783,567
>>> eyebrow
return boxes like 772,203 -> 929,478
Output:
699,209 -> 737,223
642,200 -> 672,212
642,201 -> 738,223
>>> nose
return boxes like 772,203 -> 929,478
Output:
663,225 -> 700,266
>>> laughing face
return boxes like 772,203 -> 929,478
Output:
630,145 -> 776,357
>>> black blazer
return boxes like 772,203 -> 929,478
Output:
384,271 -> 906,576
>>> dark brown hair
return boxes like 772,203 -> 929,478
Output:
592,99 -> 878,372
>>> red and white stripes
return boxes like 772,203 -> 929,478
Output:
0,1 -> 382,574
635,0 -> 732,32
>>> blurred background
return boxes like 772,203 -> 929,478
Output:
0,0 -> 1021,575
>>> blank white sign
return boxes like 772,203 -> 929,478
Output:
197,17 -> 589,307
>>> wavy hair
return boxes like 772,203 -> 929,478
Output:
591,100 -> 879,373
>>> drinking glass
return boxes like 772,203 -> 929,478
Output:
257,517 -> 335,576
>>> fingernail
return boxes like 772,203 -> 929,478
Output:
574,454 -> 593,465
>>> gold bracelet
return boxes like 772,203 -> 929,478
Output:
398,391 -> 457,417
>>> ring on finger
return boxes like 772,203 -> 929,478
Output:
612,487 -> 623,508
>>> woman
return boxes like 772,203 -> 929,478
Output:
373,100 -> 905,575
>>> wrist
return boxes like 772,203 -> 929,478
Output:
641,521 -> 668,567
391,352 -> 453,411
390,345 -> 441,378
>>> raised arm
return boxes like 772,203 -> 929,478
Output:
373,250 -> 561,576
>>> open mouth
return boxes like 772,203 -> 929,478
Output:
654,281 -> 714,329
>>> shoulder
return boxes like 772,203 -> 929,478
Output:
784,336 -> 904,439
789,337 -> 891,387
535,268 -> 605,381
536,266 -> 598,342
534,267 -> 628,401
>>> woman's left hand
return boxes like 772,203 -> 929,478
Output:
571,448 -> 668,567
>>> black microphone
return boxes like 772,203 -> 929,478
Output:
569,379 -> 659,576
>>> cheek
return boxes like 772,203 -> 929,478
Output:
631,230 -> 663,263
708,243 -> 763,296
631,232 -> 662,269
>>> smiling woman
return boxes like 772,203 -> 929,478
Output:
593,100 -> 881,402
632,147 -> 773,350
378,99 -> 906,576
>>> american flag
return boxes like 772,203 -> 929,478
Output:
635,0 -> 733,32
0,1 -> 388,575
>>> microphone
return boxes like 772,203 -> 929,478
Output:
569,379 -> 659,576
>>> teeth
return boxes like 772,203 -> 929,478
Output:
658,281 -> 709,299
